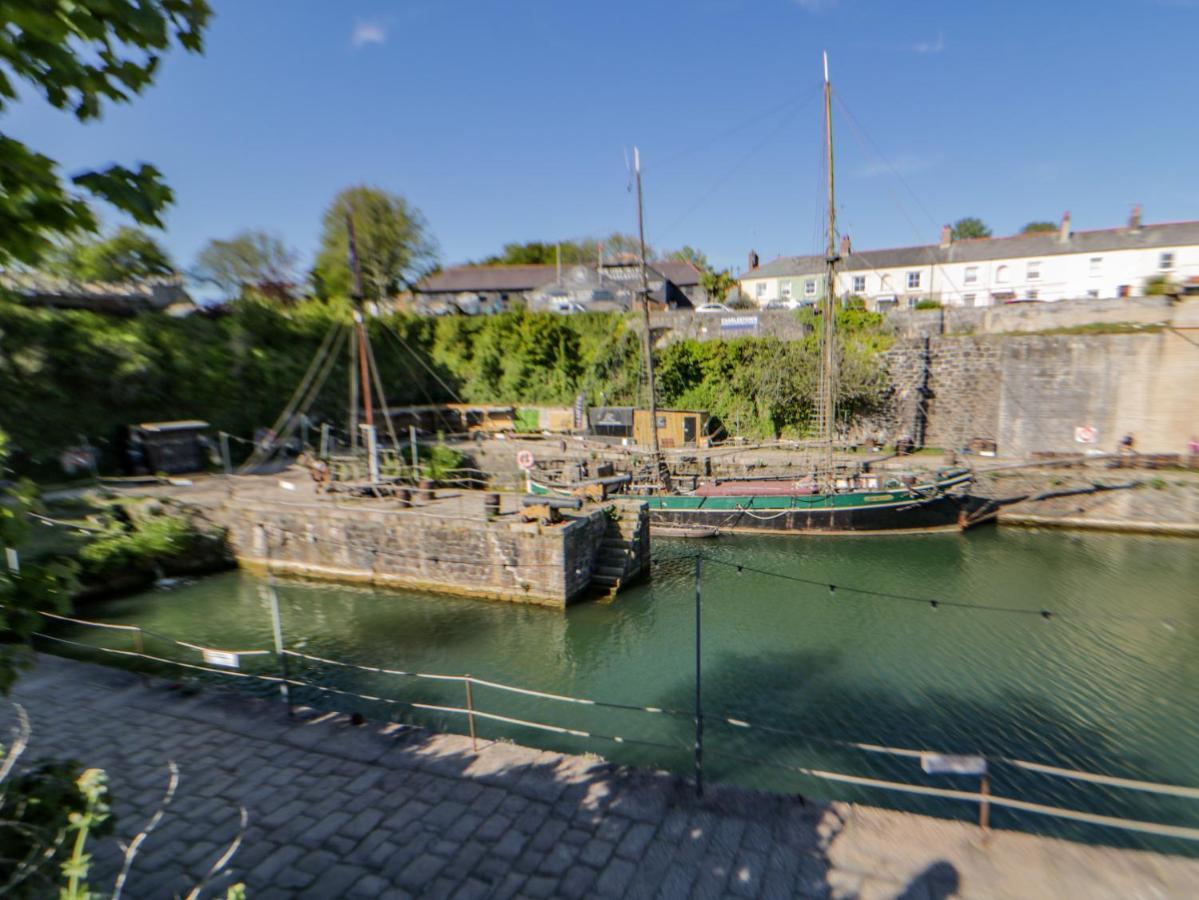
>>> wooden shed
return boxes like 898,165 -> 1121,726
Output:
130,420 -> 211,474
633,409 -> 710,449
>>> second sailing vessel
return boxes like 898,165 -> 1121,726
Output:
533,54 -> 985,534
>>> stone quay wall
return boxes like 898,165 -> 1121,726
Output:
218,499 -> 617,607
863,325 -> 1199,457
883,295 -> 1177,338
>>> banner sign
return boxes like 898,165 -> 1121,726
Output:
720,315 -> 759,332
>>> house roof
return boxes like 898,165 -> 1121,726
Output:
418,259 -> 702,294
742,220 -> 1199,279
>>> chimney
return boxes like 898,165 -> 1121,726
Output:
1059,210 -> 1071,243
748,249 -> 760,270
1129,204 -> 1143,232
839,234 -> 851,258
940,224 -> 952,248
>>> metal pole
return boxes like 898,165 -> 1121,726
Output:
364,424 -> 379,484
694,554 -> 703,798
219,431 -> 232,476
410,424 -> 419,477
133,627 -> 149,685
979,773 -> 991,834
465,675 -> 478,752
264,528 -> 292,716
633,147 -> 667,492
320,422 -> 331,457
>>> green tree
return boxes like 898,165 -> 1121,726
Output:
194,230 -> 298,299
1020,221 -> 1057,234
950,217 -> 992,240
48,226 -> 174,282
313,186 -> 438,300
666,246 -> 711,273
480,233 -> 652,267
700,268 -> 736,303
0,1 -> 211,269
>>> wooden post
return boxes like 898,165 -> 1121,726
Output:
979,773 -> 991,834
133,627 -> 149,685
464,675 -> 478,752
410,425 -> 419,477
219,431 -> 232,475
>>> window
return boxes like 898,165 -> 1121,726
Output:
1089,256 -> 1102,274
852,275 -> 866,293
907,271 -> 921,289
1160,252 -> 1175,270
1027,261 -> 1041,281
964,266 -> 978,284
755,281 -> 766,297
906,296 -> 921,309
1027,290 -> 1039,300
804,278 -> 817,295
780,281 -> 792,299
963,293 -> 976,306
995,265 -> 1009,284
1086,289 -> 1099,298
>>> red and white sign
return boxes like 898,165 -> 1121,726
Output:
516,450 -> 535,470
1074,425 -> 1098,444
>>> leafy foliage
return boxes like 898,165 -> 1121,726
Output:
0,303 -> 893,470
0,1 -> 212,268
194,229 -> 298,299
0,428 -> 76,692
700,269 -> 737,303
313,186 -> 438,299
46,227 -> 174,283
77,510 -> 226,583
665,246 -> 711,273
950,217 -> 992,240
1020,221 -> 1057,234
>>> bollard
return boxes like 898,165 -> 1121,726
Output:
484,492 -> 500,520
418,478 -> 435,504
396,487 -> 411,508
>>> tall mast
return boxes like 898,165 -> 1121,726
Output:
346,213 -> 374,441
817,51 -> 839,491
634,147 -> 667,489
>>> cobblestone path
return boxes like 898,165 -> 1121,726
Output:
5,655 -> 1197,898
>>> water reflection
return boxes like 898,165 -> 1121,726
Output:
55,528 -> 1199,853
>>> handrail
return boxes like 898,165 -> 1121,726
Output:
30,611 -> 1199,841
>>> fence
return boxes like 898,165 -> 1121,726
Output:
28,599 -> 1199,848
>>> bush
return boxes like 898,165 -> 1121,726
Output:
914,299 -> 941,310
78,509 -> 227,582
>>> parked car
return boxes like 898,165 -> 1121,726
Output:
695,303 -> 734,314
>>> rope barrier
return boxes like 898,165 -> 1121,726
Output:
33,612 -> 1199,821
710,747 -> 1199,843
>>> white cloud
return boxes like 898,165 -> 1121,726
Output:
911,30 -> 945,54
854,153 -> 942,179
351,19 -> 387,49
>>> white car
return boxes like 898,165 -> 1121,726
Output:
695,303 -> 734,314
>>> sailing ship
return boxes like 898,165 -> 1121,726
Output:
530,54 -> 988,534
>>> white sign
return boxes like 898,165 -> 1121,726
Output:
720,315 -> 759,331
202,649 -> 240,669
4,547 -> 18,573
920,753 -> 987,776
1074,425 -> 1098,444
516,450 -> 535,470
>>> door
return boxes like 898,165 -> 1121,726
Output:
683,416 -> 697,446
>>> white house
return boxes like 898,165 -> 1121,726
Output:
740,208 -> 1199,310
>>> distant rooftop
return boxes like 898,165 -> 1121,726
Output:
744,219 -> 1199,279
418,259 -> 702,294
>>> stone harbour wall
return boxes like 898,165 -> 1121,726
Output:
217,500 -> 616,607
873,326 -> 1199,457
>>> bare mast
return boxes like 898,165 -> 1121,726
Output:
634,147 -> 668,490
346,213 -> 374,446
817,52 -> 839,491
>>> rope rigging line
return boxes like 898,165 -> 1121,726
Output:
238,320 -> 349,473
237,318 -> 346,473
380,324 -> 463,405
650,551 -> 1183,627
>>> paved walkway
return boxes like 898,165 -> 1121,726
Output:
5,655 -> 1198,899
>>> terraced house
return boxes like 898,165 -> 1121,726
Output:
741,207 -> 1199,310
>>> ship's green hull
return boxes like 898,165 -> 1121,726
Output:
529,470 -> 988,535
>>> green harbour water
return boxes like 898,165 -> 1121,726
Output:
51,526 -> 1199,852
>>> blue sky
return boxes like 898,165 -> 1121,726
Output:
8,0 -> 1199,276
